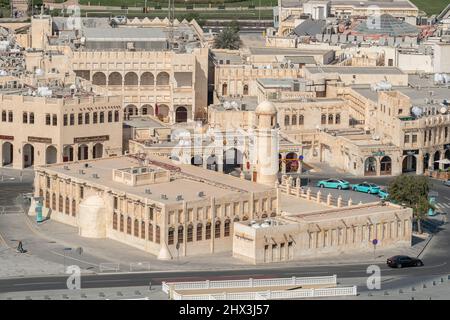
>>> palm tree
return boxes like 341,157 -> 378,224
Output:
213,25 -> 241,50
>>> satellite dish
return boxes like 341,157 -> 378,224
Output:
440,105 -> 448,114
411,106 -> 423,117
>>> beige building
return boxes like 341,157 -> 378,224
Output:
26,15 -> 210,124
0,76 -> 123,169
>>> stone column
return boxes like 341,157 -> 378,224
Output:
376,157 -> 381,176
416,153 -> 424,175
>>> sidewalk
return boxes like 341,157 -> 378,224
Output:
0,208 -> 433,278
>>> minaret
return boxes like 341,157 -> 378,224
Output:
253,100 -> 279,187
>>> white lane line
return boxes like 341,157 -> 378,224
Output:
13,282 -> 60,286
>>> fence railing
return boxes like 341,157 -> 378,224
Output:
172,286 -> 357,300
162,275 -> 337,295
99,262 -> 121,273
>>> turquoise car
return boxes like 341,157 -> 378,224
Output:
316,179 -> 350,190
351,182 -> 380,194
378,188 -> 389,200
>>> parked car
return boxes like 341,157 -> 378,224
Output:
316,179 -> 350,190
351,182 -> 380,194
378,188 -> 389,200
387,255 -> 423,268
112,15 -> 127,24
444,179 -> 450,187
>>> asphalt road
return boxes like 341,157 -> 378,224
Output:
0,173 -> 449,294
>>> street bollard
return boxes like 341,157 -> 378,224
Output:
423,284 -> 427,289
148,281 -> 152,291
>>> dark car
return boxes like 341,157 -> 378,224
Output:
387,255 -> 423,268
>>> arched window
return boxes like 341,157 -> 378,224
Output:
291,115 -> 297,126
113,213 -> 118,230
134,219 -> 139,237
1,111 -> 6,122
243,84 -> 249,95
224,219 -> 231,237
196,223 -> 203,241
64,197 -> 70,214
233,216 -> 240,222
335,113 -> 341,124
155,225 -> 160,244
215,220 -> 221,238
321,114 -> 326,125
126,217 -> 132,234
85,112 -> 90,124
187,224 -> 194,242
141,221 -> 146,239
222,83 -> 228,95
299,115 -> 304,125
108,111 -> 112,122
57,195 -> 63,212
148,223 -> 153,241
119,214 -> 124,232
99,112 -> 104,123
52,193 -> 56,210
205,222 -> 212,240
168,227 -> 174,245
23,112 -> 28,124
328,114 -> 334,124
39,189 -> 43,197
71,199 -> 76,217
29,112 -> 34,124
178,226 -> 184,243
284,115 -> 290,126
114,110 -> 119,122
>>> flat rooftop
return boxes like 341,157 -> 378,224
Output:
82,27 -> 167,41
353,86 -> 450,105
124,117 -> 168,129
306,66 -> 405,75
39,155 -> 274,205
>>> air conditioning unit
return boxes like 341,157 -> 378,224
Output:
63,165 -> 69,170
176,195 -> 183,201
78,170 -> 85,175
92,173 -> 99,179
161,194 -> 168,200
145,189 -> 151,194
198,191 -> 205,197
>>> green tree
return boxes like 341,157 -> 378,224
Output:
213,24 -> 241,50
387,175 -> 434,234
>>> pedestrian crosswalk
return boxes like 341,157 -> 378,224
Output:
434,202 -> 450,210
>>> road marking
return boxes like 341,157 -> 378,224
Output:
13,282 -> 60,286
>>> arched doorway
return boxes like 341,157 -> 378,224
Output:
93,143 -> 103,159
23,144 -> 34,168
402,155 -> 417,173
108,72 -> 122,86
141,104 -> 154,116
92,72 -> 106,86
63,145 -> 73,162
191,155 -> 203,167
285,152 -> 299,173
223,148 -> 243,174
156,72 -> 170,85
124,72 -> 138,86
206,155 -> 218,171
423,153 -> 430,172
175,106 -> 188,123
156,104 -> 169,120
78,144 -> 88,160
45,146 -> 57,164
2,142 -> 13,166
364,157 -> 377,176
222,83 -> 228,95
140,72 -> 154,86
124,105 -> 138,120
434,151 -> 441,170
380,156 -> 392,175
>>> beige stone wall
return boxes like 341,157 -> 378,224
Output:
233,203 -> 413,264
0,95 -> 123,169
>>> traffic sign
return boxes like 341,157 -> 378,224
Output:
372,239 -> 378,246
299,155 -> 304,161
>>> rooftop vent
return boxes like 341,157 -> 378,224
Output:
198,191 -> 205,197
145,189 -> 152,194
78,170 -> 85,175
63,165 -> 69,170
176,195 -> 183,201
92,173 -> 99,179
161,194 -> 168,200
